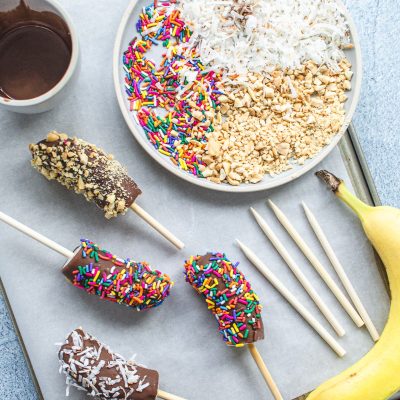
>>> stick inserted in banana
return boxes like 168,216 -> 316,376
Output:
307,170 -> 399,400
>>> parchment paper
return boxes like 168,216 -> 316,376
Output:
0,0 -> 389,399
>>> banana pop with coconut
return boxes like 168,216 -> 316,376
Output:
306,170 -> 400,400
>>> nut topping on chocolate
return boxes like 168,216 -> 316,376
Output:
30,131 -> 141,218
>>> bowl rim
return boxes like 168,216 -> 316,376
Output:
0,0 -> 80,107
113,0 -> 362,193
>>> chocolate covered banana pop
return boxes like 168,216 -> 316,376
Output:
59,328 -> 185,400
64,239 -> 172,310
0,212 -> 173,311
184,252 -> 264,346
30,132 -> 140,218
29,131 -> 184,249
184,252 -> 283,400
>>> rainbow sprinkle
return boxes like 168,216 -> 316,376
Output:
184,252 -> 264,347
123,1 -> 222,177
64,239 -> 173,311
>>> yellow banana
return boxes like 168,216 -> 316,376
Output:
306,170 -> 400,400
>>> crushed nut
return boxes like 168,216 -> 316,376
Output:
197,60 -> 352,185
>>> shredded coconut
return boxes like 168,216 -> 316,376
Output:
178,0 -> 351,76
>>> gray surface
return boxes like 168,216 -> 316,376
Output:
344,0 -> 400,208
0,289 -> 38,400
0,0 -> 397,399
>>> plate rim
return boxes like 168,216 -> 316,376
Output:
113,0 -> 362,193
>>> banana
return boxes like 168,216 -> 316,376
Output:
306,170 -> 400,400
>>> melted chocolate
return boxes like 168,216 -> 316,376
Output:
0,1 -> 72,100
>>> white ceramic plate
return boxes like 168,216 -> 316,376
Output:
113,0 -> 362,193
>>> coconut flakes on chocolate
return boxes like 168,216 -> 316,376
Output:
58,328 -> 159,400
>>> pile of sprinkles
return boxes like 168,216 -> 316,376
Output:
184,252 -> 264,347
123,1 -> 222,176
68,239 -> 172,311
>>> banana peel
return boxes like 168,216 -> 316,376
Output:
306,170 -> 400,400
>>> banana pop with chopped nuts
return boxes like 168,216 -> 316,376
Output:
30,131 -> 141,218
29,131 -> 184,249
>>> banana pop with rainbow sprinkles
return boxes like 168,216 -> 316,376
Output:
184,252 -> 283,400
0,212 -> 172,311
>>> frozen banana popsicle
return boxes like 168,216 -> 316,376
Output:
0,212 -> 173,311
29,131 -> 184,249
184,252 -> 264,346
63,239 -> 172,310
184,252 -> 282,400
58,327 -> 185,400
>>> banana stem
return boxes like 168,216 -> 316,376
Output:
316,170 -> 372,220
336,184 -> 372,221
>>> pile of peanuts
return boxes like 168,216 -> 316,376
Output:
196,59 -> 353,185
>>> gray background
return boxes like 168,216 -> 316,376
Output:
0,0 -> 398,399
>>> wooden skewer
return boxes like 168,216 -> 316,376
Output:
247,344 -> 283,400
157,389 -> 187,400
250,207 -> 345,337
0,211 -> 73,259
268,199 -> 364,328
130,203 -> 184,250
302,202 -> 380,342
236,240 -> 346,357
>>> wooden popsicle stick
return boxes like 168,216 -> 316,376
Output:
130,203 -> 184,250
236,240 -> 346,357
302,202 -> 380,342
247,343 -> 283,400
157,389 -> 187,400
268,199 -> 364,328
0,211 -> 73,259
250,207 -> 345,337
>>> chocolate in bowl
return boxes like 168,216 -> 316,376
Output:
0,0 -> 72,100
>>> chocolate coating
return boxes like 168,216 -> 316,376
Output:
62,239 -> 172,311
0,1 -> 72,99
184,252 -> 264,346
29,131 -> 141,218
59,328 -> 159,400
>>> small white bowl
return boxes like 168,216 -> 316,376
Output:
113,0 -> 361,193
0,0 -> 80,114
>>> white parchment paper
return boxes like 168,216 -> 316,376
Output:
0,1 -> 389,399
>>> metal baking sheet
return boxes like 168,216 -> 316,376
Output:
2,125 -> 389,400
0,130 -> 390,400
0,2 -> 390,400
